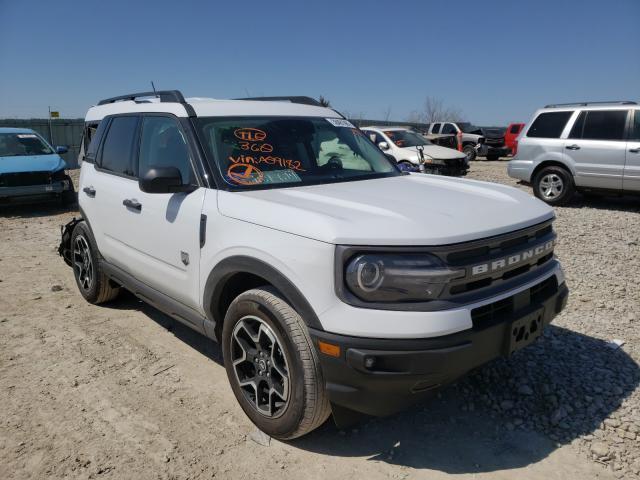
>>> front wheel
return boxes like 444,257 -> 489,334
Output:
533,166 -> 575,206
222,287 -> 330,439
463,144 -> 477,162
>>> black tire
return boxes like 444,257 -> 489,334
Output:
71,221 -> 120,304
486,154 -> 499,161
222,287 -> 330,440
533,165 -> 575,206
463,144 -> 477,162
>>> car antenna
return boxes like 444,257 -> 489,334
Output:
151,81 -> 158,98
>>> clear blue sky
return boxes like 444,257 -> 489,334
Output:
1,0 -> 638,125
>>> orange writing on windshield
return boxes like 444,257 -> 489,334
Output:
234,128 -> 267,142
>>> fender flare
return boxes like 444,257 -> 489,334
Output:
203,256 -> 324,331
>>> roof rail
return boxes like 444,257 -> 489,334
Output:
545,101 -> 638,108
235,96 -> 323,107
97,90 -> 187,105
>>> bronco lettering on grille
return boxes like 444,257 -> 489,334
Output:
470,240 -> 555,276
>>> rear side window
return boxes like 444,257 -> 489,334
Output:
431,123 -> 441,134
509,124 -> 522,134
99,116 -> 139,176
579,110 -> 627,141
526,111 -> 572,138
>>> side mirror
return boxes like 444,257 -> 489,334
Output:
378,141 -> 390,151
56,145 -> 69,154
139,166 -> 195,194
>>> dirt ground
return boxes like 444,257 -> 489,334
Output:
1,163 -> 637,480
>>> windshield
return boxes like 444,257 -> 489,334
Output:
383,130 -> 431,148
0,132 -> 53,157
457,123 -> 482,134
196,117 -> 400,189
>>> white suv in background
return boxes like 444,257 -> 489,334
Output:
60,90 -> 568,439
508,101 -> 640,205
360,126 -> 469,176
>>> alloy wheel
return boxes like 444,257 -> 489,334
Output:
230,315 -> 290,417
539,173 -> 564,200
73,235 -> 94,291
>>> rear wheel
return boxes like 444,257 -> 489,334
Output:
533,166 -> 575,206
463,144 -> 477,162
71,222 -> 120,304
222,287 -> 330,439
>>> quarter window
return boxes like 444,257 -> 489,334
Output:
99,116 -> 139,176
138,116 -> 193,183
509,124 -> 522,134
630,110 -> 640,141
526,111 -> 572,138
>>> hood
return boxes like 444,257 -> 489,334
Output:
481,129 -> 505,140
0,154 -> 66,174
218,174 -> 554,245
404,144 -> 467,160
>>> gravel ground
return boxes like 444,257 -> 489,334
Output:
0,162 -> 638,479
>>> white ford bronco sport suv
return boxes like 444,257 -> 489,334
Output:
59,90 -> 568,439
508,101 -> 640,205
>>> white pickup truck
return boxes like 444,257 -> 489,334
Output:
59,90 -> 568,439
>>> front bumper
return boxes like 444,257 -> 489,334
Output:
311,279 -> 568,417
0,180 -> 70,199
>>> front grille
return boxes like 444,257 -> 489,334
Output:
471,276 -> 557,329
439,220 -> 556,298
0,172 -> 52,187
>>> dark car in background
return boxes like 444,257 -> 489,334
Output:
0,128 -> 75,205
480,127 -> 509,160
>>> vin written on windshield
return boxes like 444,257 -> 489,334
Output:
196,117 -> 400,189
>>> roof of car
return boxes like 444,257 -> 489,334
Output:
0,127 -> 38,134
85,97 -> 338,122
361,126 -> 409,131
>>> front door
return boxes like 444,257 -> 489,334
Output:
565,109 -> 629,190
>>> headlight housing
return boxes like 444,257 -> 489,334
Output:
344,253 -> 464,303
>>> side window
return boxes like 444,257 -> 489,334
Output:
441,123 -> 456,134
526,111 -> 572,138
580,110 -> 628,141
99,116 -> 139,176
374,132 -> 387,145
84,119 -> 109,163
509,124 -> 522,134
630,110 -> 640,141
431,123 -> 441,134
138,116 -> 193,183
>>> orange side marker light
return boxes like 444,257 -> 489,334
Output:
318,341 -> 341,358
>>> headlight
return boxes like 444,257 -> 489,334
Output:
345,254 -> 464,302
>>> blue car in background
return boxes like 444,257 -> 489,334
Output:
0,127 -> 75,205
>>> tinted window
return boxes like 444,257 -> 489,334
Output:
581,110 -> 627,141
442,123 -> 456,134
99,116 -> 139,175
431,123 -> 441,134
526,111 -> 572,138
630,111 -> 640,141
139,116 -> 193,183
568,111 -> 586,139
509,124 -> 522,134
85,120 -> 108,163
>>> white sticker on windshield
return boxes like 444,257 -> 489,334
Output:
325,118 -> 355,128
16,134 -> 38,138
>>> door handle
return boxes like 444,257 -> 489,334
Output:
122,199 -> 142,211
630,148 -> 640,153
82,186 -> 96,197
565,144 -> 581,150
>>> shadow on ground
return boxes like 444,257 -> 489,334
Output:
0,199 -> 77,218
106,292 -> 640,475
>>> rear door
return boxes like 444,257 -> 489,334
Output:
565,109 -> 628,190
118,114 -> 206,310
624,109 -> 640,192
